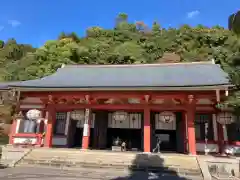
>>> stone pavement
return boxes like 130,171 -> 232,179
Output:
1,147 -> 240,179
0,166 -> 203,180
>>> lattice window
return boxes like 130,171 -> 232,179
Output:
54,112 -> 67,135
195,113 -> 213,141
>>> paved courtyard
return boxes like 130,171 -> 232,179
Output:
0,166 -> 203,180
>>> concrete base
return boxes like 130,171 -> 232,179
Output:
197,155 -> 240,180
14,148 -> 202,178
111,146 -> 121,152
0,145 -> 32,167
2,147 -> 240,179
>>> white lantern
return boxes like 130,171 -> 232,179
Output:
112,111 -> 128,121
217,112 -> 235,125
71,110 -> 85,121
159,111 -> 175,123
26,109 -> 42,120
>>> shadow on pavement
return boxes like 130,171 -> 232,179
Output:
111,153 -> 191,180
0,164 -> 7,169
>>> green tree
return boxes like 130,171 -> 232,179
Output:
229,10 -> 240,35
0,38 -> 35,81
0,13 -> 239,101
152,21 -> 161,34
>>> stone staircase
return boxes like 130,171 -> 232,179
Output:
16,148 -> 202,177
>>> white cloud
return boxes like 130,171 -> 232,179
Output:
187,10 -> 200,19
8,20 -> 21,27
0,26 -> 4,31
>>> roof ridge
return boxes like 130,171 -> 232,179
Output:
62,61 -> 213,68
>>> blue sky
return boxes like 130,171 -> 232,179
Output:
0,0 -> 239,47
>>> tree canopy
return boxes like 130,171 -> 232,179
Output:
229,10 -> 240,35
0,13 -> 240,108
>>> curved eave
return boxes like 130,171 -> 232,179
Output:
0,89 -> 9,92
8,84 -> 233,92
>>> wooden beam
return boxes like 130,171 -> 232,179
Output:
151,94 -> 185,100
144,95 -> 150,104
53,103 -> 186,111
21,90 -> 218,98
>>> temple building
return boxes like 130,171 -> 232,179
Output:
1,61 -> 239,155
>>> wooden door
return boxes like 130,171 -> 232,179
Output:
93,111 -> 108,149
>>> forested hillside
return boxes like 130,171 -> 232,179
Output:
0,13 -> 240,106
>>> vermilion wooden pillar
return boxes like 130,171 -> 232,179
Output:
186,95 -> 197,155
217,122 -> 224,154
82,109 -> 91,150
45,107 -> 55,147
9,105 -> 20,144
144,107 -> 151,152
182,112 -> 187,153
9,119 -> 17,144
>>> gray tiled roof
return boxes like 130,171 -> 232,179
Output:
8,62 -> 230,88
0,83 -> 8,90
0,81 -> 20,90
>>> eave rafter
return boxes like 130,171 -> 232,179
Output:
90,93 -> 145,105
21,91 -> 217,109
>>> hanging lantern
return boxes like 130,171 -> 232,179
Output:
112,111 -> 128,121
217,112 -> 235,125
159,111 -> 175,123
26,109 -> 42,120
70,110 -> 85,121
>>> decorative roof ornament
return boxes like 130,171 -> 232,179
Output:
47,95 -> 54,104
188,94 -> 195,104
144,95 -> 150,103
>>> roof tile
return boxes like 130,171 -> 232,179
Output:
8,62 -> 230,88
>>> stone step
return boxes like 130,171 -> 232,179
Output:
22,150 -> 199,169
17,159 -> 199,170
22,158 -> 198,170
17,159 -> 202,176
17,148 -> 201,177
26,149 -> 196,158
24,156 -> 198,166
19,158 -> 198,169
